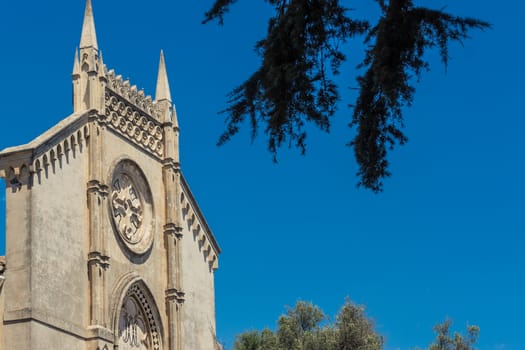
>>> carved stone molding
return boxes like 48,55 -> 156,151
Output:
87,180 -> 109,197
1,164 -> 32,191
165,288 -> 185,304
163,223 -> 183,240
87,251 -> 110,269
162,159 -> 180,172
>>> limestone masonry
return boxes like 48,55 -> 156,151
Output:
0,1 -> 221,349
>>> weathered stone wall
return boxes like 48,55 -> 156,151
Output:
30,139 -> 89,334
181,220 -> 218,349
0,128 -> 90,349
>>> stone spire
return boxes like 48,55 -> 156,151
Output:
79,0 -> 98,50
155,50 -> 172,103
155,50 -> 179,164
73,0 -> 105,113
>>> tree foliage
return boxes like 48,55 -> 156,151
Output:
230,301 -> 479,350
422,319 -> 480,350
351,0 -> 490,191
204,0 -> 490,192
232,300 -> 383,350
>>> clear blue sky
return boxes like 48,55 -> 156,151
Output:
0,1 -> 523,350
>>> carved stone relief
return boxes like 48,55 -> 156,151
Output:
106,70 -> 161,120
110,160 -> 154,255
112,173 -> 143,243
104,90 -> 164,158
116,282 -> 163,350
118,297 -> 150,349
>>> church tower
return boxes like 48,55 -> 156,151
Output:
0,1 -> 220,349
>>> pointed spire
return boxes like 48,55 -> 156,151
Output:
155,50 -> 172,102
72,48 -> 80,76
98,50 -> 106,77
80,0 -> 98,50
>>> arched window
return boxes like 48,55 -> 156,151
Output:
116,281 -> 163,350
118,296 -> 150,349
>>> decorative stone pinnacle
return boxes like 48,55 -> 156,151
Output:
98,50 -> 106,77
79,0 -> 98,50
73,48 -> 80,76
155,50 -> 172,103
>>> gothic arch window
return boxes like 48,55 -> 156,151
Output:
116,282 -> 163,350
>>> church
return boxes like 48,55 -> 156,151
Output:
0,1 -> 221,349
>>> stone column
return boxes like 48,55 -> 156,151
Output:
163,162 -> 185,350
86,113 -> 110,337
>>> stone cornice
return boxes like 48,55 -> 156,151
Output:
0,111 -> 91,188
0,111 -> 91,160
180,174 -> 221,270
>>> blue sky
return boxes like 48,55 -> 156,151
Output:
0,1 -> 523,350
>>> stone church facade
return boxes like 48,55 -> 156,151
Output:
0,1 -> 221,349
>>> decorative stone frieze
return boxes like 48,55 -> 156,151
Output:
104,90 -> 164,158
0,126 -> 90,189
106,70 -> 161,120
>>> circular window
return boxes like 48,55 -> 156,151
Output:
110,160 -> 154,255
